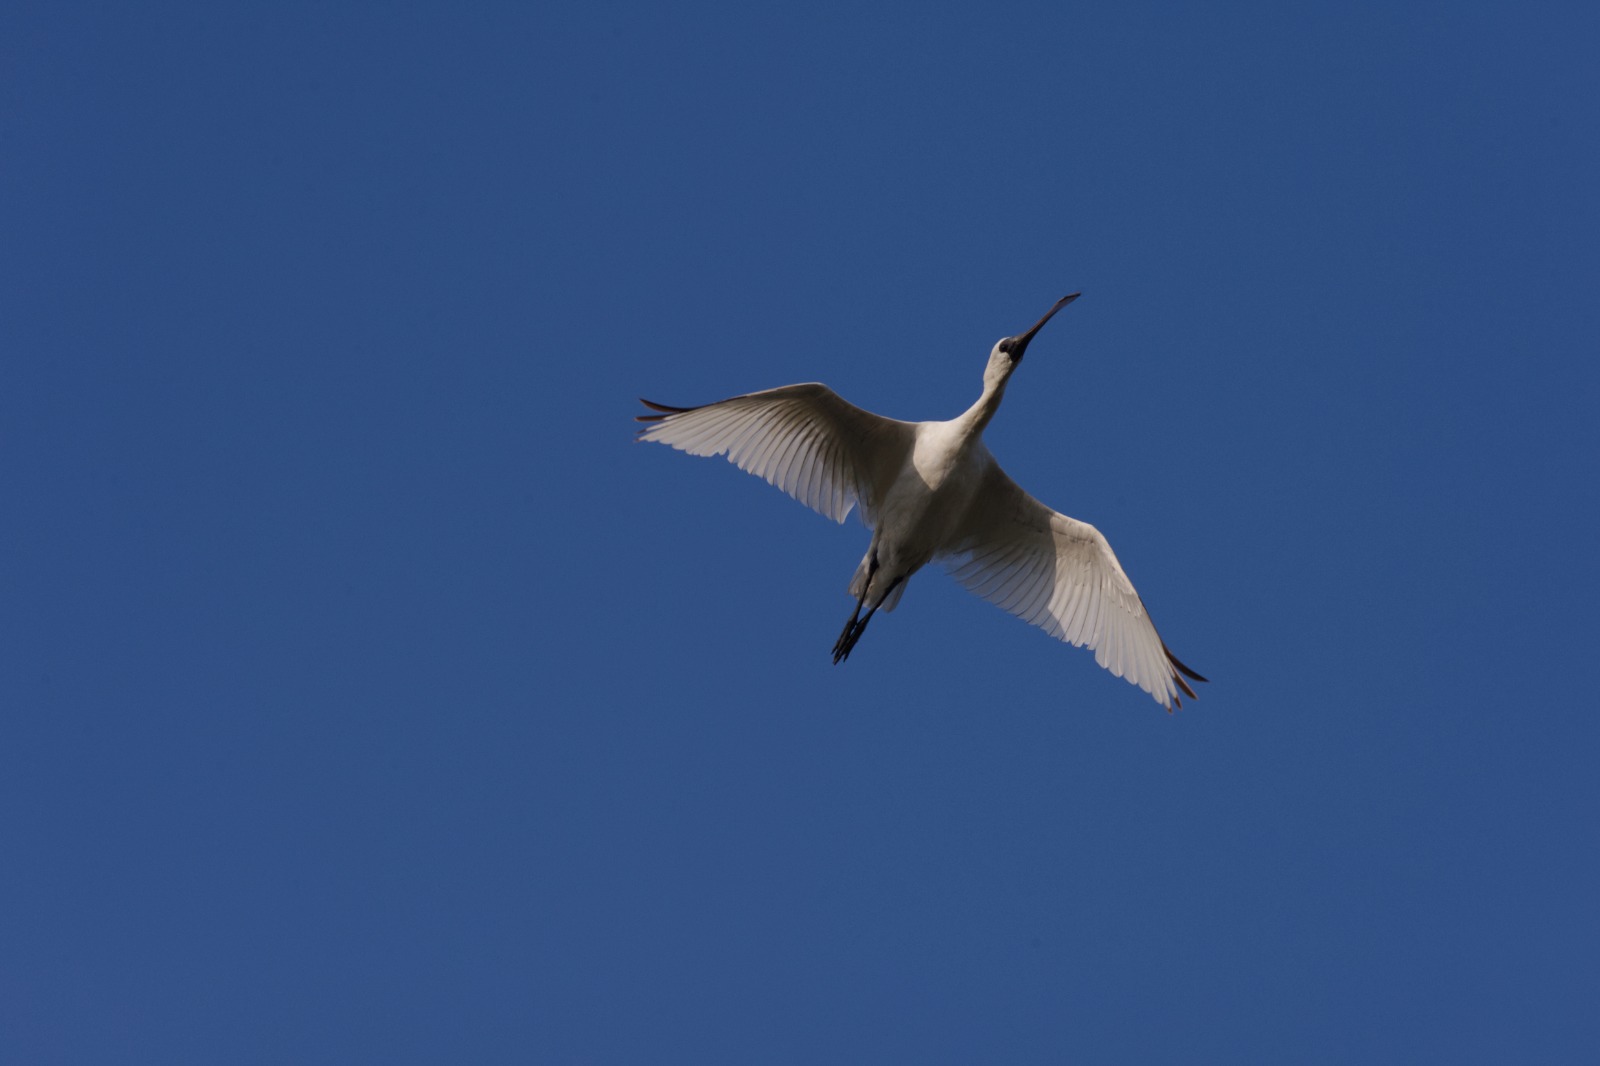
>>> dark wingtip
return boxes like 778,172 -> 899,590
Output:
636,398 -> 696,425
1157,640 -> 1204,707
638,398 -> 693,414
1162,641 -> 1208,684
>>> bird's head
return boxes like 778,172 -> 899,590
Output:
984,292 -> 1081,389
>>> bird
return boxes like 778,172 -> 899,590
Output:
635,292 -> 1206,710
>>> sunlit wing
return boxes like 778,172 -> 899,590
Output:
635,383 -> 915,525
945,458 -> 1207,710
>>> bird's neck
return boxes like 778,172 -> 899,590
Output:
958,375 -> 1009,437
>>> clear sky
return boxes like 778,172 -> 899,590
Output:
5,2 -> 1599,1062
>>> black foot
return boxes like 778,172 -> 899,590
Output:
831,573 -> 901,664
832,613 -> 872,664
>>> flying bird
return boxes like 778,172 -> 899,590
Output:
635,293 -> 1206,710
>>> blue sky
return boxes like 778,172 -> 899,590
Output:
4,2 -> 1598,1061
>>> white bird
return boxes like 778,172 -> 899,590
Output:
636,293 -> 1206,710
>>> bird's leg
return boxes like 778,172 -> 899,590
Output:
832,609 -> 871,663
832,553 -> 877,664
832,570 -> 902,665
831,599 -> 865,663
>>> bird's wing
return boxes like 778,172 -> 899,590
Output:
635,383 -> 914,525
944,461 -> 1206,710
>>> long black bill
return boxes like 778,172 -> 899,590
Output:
1011,291 -> 1081,359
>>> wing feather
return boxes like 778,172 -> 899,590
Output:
636,383 -> 914,526
773,412 -> 812,502
945,462 -> 1206,710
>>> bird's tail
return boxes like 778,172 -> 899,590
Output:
848,558 -> 909,612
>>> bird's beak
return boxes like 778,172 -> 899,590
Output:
1010,292 -> 1081,360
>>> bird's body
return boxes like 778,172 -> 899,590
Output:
636,293 -> 1206,710
852,405 -> 996,613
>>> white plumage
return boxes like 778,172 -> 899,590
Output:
636,293 -> 1205,710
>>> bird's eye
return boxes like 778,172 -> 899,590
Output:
999,338 -> 1015,355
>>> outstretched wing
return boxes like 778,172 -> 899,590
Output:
635,383 -> 914,525
945,460 -> 1206,710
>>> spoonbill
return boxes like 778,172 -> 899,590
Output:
635,293 -> 1206,710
